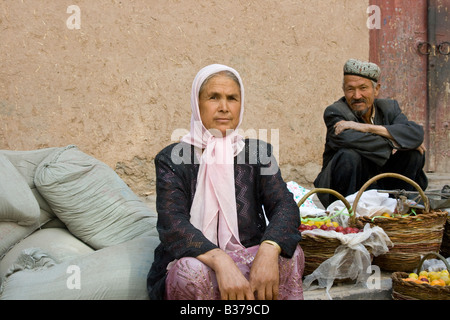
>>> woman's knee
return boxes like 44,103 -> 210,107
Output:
169,257 -> 210,276
165,257 -> 218,299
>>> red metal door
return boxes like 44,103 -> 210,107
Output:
370,0 -> 449,173
426,0 -> 450,172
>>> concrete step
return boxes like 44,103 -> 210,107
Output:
303,272 -> 393,300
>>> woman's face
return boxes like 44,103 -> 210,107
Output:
198,74 -> 241,137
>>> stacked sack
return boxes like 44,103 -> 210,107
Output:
0,145 -> 159,300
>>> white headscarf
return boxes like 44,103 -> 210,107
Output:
181,64 -> 245,251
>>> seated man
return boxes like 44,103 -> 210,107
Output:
314,59 -> 428,208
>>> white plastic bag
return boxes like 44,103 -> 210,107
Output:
327,190 -> 397,225
287,181 -> 327,217
302,224 -> 392,299
420,256 -> 450,272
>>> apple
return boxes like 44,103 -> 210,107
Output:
344,227 -> 354,234
298,224 -> 308,231
335,226 -> 344,233
419,277 -> 429,283
299,224 -> 314,231
320,224 -> 328,231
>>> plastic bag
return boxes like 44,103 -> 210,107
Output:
287,181 -> 327,217
302,224 -> 392,299
420,257 -> 450,272
327,190 -> 397,224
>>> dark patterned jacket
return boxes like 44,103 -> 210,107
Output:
147,139 -> 301,299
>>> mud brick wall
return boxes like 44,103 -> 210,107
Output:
0,1 -> 369,195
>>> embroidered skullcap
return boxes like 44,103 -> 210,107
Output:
344,59 -> 381,82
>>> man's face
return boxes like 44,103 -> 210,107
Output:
343,75 -> 380,118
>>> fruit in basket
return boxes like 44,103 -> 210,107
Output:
408,273 -> 419,280
344,227 -> 353,234
419,277 -> 429,283
324,220 -> 339,228
298,221 -> 362,234
403,270 -> 450,286
428,271 -> 440,282
414,279 -> 427,284
344,227 -> 361,234
430,279 -> 446,286
298,224 -> 311,231
315,221 -> 324,228
440,274 -> 450,285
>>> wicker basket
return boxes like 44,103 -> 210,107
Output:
298,188 -> 356,276
353,173 -> 448,272
391,252 -> 450,300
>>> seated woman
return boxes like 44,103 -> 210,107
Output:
147,64 -> 304,300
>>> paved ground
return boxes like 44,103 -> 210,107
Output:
303,272 -> 394,300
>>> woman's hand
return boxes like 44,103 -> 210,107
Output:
249,242 -> 280,300
197,248 -> 254,300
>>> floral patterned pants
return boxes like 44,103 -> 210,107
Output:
165,245 -> 304,300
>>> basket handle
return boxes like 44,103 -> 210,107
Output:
352,173 -> 430,215
416,252 -> 450,274
297,188 -> 354,224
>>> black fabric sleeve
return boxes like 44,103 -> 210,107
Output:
256,141 -> 302,258
323,104 -> 393,167
154,145 -> 218,260
381,100 -> 425,150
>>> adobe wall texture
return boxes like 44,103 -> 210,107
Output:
0,1 -> 369,196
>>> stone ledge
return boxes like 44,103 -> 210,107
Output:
303,272 -> 393,300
